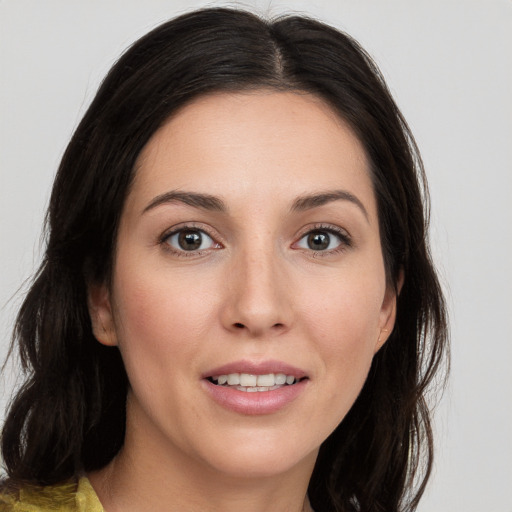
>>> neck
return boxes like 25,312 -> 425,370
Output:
89,399 -> 316,512
90,451 -> 314,512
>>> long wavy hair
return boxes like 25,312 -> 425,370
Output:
1,8 -> 448,512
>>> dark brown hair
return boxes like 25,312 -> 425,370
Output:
1,8 -> 448,511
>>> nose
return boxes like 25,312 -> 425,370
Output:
220,246 -> 293,338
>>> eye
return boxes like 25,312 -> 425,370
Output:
164,228 -> 218,252
295,228 -> 348,252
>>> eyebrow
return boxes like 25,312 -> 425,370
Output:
143,191 -> 227,214
142,188 -> 369,221
291,190 -> 369,221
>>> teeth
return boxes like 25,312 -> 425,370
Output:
275,373 -> 287,385
227,374 -> 240,385
256,374 -> 274,386
235,385 -> 282,392
213,372 -> 299,389
239,373 -> 257,386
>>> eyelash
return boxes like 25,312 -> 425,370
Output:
159,223 -> 221,258
159,223 -> 352,258
295,223 -> 352,257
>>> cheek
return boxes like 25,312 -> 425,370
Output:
303,273 -> 383,344
111,266 -> 214,375
300,271 -> 384,387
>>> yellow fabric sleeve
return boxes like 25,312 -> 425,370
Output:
0,476 -> 103,512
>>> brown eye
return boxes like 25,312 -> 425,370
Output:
165,229 -> 216,252
296,228 -> 347,252
178,230 -> 202,250
307,232 -> 331,250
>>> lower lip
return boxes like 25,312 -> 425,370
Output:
202,379 -> 308,415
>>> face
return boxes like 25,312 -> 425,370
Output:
89,91 -> 397,480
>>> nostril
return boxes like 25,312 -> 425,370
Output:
234,322 -> 245,329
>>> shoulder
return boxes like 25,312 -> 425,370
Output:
0,477 -> 103,512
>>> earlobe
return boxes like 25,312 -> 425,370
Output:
87,282 -> 117,347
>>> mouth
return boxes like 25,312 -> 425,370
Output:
202,362 -> 309,414
207,372 -> 308,392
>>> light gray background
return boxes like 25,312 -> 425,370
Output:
1,1 -> 511,511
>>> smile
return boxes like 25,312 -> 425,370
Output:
202,362 -> 309,415
209,372 -> 302,392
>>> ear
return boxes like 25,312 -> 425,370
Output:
374,270 -> 404,353
87,282 -> 118,347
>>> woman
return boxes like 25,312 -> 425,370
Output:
0,7 -> 448,512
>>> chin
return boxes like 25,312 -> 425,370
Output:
196,434 -> 319,480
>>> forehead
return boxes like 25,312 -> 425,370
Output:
130,90 -> 375,218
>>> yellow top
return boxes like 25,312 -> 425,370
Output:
0,476 -> 103,512
0,477 -> 316,511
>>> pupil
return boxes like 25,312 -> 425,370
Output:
308,232 -> 330,250
178,230 -> 202,250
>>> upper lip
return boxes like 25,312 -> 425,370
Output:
202,359 -> 308,379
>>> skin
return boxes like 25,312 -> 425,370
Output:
88,91 -> 398,512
